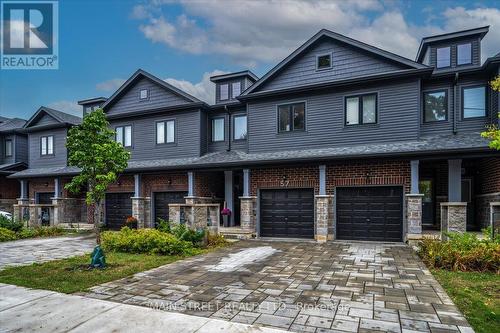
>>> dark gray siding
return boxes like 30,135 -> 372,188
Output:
199,111 -> 208,155
429,38 -> 481,70
15,134 -> 28,163
207,107 -> 248,153
259,38 -> 407,92
420,78 -> 455,136
109,109 -> 202,161
456,74 -> 495,133
34,113 -> 60,126
107,77 -> 192,116
248,78 -> 420,153
2,134 -> 15,165
28,128 -> 68,168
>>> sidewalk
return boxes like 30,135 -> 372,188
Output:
0,283 -> 289,333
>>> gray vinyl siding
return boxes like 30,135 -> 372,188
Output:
259,38 -> 407,92
199,111 -> 208,155
231,108 -> 248,152
15,134 -> 28,163
35,114 -> 60,127
208,111 -> 228,153
109,109 -> 202,161
429,38 -> 481,71
28,128 -> 68,168
456,74 -> 495,133
106,77 -> 192,117
420,78 -> 455,136
2,134 -> 15,164
248,78 -> 420,153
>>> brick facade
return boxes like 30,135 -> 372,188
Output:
107,175 -> 135,193
141,173 -> 188,196
28,178 -> 55,201
0,176 -> 20,199
250,165 -> 319,196
194,171 -> 224,198
477,157 -> 500,195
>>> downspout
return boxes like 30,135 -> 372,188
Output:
453,72 -> 459,134
225,105 -> 231,152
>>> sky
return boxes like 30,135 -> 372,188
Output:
1,0 -> 500,119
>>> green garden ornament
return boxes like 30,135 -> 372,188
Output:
90,245 -> 106,268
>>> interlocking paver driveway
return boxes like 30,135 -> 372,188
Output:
0,235 -> 95,269
85,241 -> 473,333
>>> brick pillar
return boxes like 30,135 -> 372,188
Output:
315,195 -> 333,243
240,196 -> 257,233
132,197 -> 150,228
406,194 -> 423,237
441,202 -> 467,239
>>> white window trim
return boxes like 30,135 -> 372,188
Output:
140,89 -> 149,100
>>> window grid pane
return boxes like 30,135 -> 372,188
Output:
156,122 -> 165,144
124,126 -> 132,147
47,136 -> 53,154
424,91 -> 447,122
212,118 -> 224,141
234,116 -> 247,140
279,106 -> 291,132
457,43 -> 472,65
346,97 -> 359,125
436,47 -> 450,68
362,95 -> 376,124
463,86 -> 486,118
41,137 -> 47,155
140,89 -> 148,99
166,120 -> 175,143
220,84 -> 229,100
116,127 -> 123,145
293,104 -> 305,130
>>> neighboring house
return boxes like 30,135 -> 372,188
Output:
0,117 -> 27,213
10,26 -> 500,242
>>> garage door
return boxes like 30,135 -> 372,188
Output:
336,186 -> 403,242
105,192 -> 133,230
260,189 -> 314,238
153,191 -> 188,226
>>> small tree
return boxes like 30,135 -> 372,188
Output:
65,109 -> 130,244
481,75 -> 500,150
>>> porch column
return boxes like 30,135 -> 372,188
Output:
187,171 -> 194,197
315,165 -> 333,242
132,174 -> 149,228
14,180 -> 30,224
441,159 -> 467,237
20,180 -> 28,200
224,170 -> 234,227
243,169 -> 250,197
54,177 -> 61,199
319,165 -> 326,195
52,178 -> 62,225
410,160 -> 419,194
406,160 -> 423,239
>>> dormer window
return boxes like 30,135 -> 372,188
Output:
317,53 -> 332,70
140,89 -> 149,99
436,47 -> 451,68
231,82 -> 241,98
220,84 -> 229,101
457,43 -> 472,65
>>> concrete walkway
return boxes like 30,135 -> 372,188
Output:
0,283 -> 288,333
0,234 -> 95,270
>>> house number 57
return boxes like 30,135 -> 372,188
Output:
279,179 -> 290,187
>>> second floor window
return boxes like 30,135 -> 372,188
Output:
424,90 -> 447,122
233,115 -> 247,140
40,135 -> 54,156
463,86 -> 486,118
345,94 -> 377,125
156,120 -> 175,144
5,139 -> 12,157
278,102 -> 305,132
116,125 -> 132,147
220,84 -> 229,101
436,47 -> 451,68
457,43 -> 472,65
231,82 -> 241,97
212,118 -> 225,142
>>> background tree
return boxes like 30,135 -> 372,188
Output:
481,75 -> 500,150
65,109 -> 130,244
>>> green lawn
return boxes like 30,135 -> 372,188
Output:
0,251 -> 203,294
432,269 -> 500,333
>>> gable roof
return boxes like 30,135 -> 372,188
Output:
101,69 -> 205,111
416,26 -> 489,62
241,29 -> 428,96
210,70 -> 259,83
0,118 -> 26,133
24,106 -> 81,129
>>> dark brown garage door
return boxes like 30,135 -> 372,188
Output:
153,191 -> 188,226
105,192 -> 133,230
260,189 -> 314,238
336,186 -> 403,242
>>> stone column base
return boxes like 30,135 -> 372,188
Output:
240,196 -> 257,233
441,202 -> 467,239
13,199 -> 30,225
132,197 -> 151,228
490,202 -> 500,232
406,194 -> 424,237
315,195 -> 334,243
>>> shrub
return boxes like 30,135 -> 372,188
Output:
171,224 -> 205,246
0,227 -> 17,242
207,233 -> 228,248
418,232 -> 500,273
101,227 -> 194,255
0,215 -> 23,232
17,226 -> 65,239
156,218 -> 171,233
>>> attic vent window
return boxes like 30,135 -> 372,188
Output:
140,89 -> 149,99
317,53 -> 332,70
